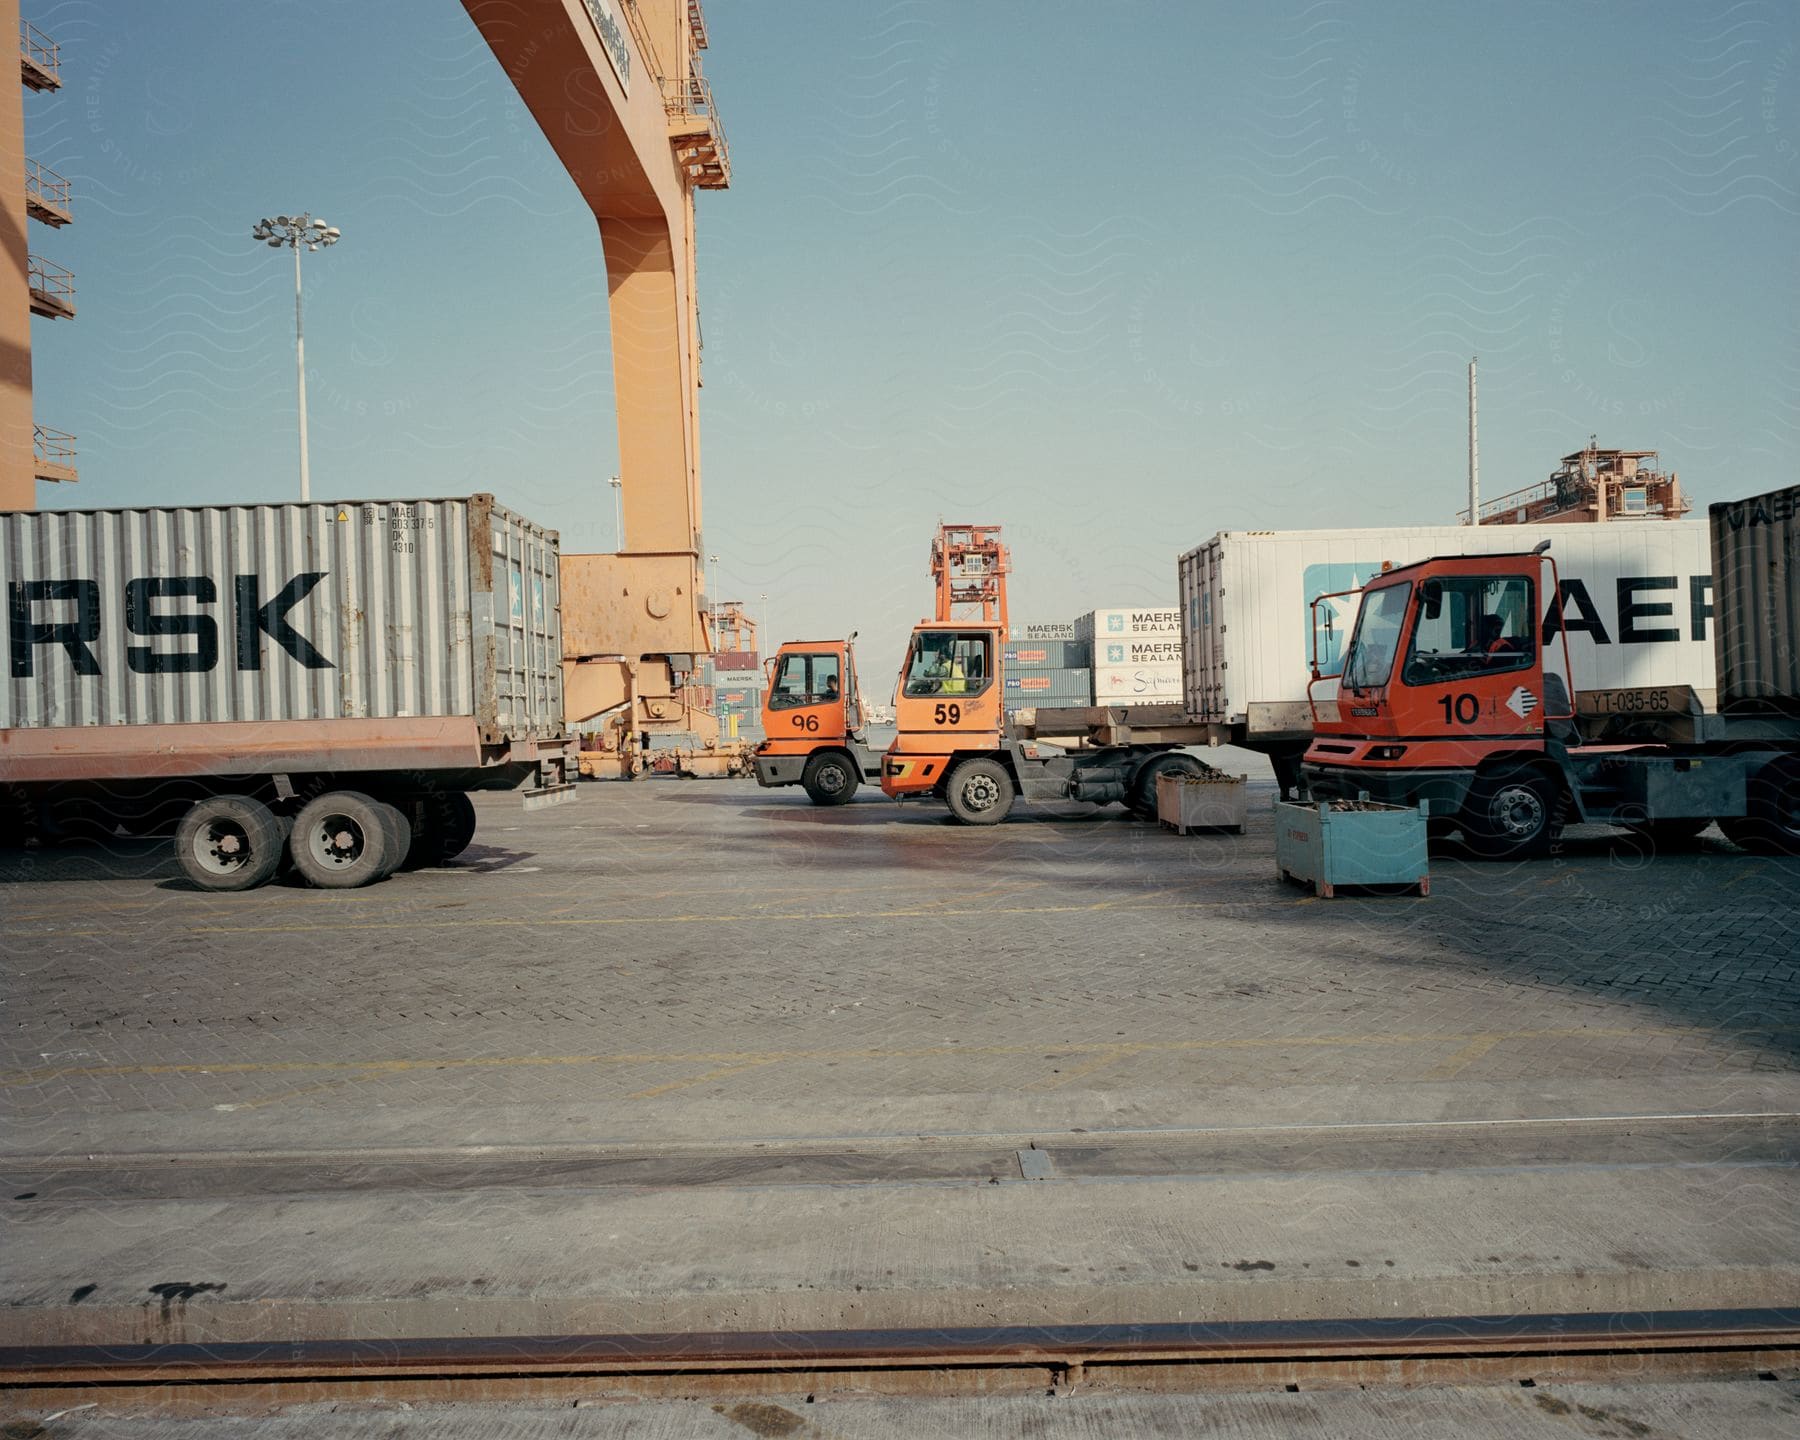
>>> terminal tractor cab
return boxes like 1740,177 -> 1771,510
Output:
751,635 -> 884,805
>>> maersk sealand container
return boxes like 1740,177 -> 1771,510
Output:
2,495 -> 574,889
1177,522 -> 1716,778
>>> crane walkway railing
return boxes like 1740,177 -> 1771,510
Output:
20,19 -> 60,88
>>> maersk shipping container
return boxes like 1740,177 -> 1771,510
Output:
1177,521 -> 1717,750
1092,636 -> 1182,669
1710,484 -> 1800,711
1002,640 -> 1091,670
1095,665 -> 1183,701
1076,607 -> 1180,642
1004,668 -> 1092,700
1,495 -> 566,779
1009,620 -> 1077,641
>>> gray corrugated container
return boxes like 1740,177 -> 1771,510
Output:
1,495 -> 563,755
1710,484 -> 1800,710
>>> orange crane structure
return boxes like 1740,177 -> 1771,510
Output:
930,524 -> 1011,629
1467,443 -> 1692,527
460,0 -> 742,778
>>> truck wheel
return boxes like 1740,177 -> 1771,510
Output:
401,792 -> 477,868
1460,765 -> 1564,860
944,758 -> 1014,825
290,790 -> 394,889
435,793 -> 478,861
1130,753 -> 1204,820
802,752 -> 859,806
373,800 -> 412,880
1720,762 -> 1800,857
174,794 -> 285,892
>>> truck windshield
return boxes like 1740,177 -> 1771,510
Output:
1342,582 -> 1412,690
769,652 -> 842,709
1402,574 -> 1535,686
902,631 -> 991,698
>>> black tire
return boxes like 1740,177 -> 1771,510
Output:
1719,761 -> 1800,857
398,797 -> 434,870
802,752 -> 859,806
1460,764 -> 1564,860
399,792 -> 478,868
944,757 -> 1014,825
373,800 -> 412,880
289,790 -> 394,889
174,794 -> 285,892
1129,752 -> 1205,820
436,793 -> 477,862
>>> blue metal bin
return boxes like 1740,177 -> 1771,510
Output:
1274,798 -> 1429,898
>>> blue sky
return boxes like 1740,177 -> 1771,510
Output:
26,0 -> 1800,669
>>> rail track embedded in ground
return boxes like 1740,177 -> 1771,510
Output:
4,1310 -> 1796,1411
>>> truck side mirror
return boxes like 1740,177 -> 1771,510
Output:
1421,580 -> 1443,619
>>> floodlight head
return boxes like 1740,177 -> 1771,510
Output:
306,243 -> 318,251
275,215 -> 291,226
266,237 -> 283,247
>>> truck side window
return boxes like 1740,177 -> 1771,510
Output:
769,653 -> 841,709
1402,575 -> 1535,686
902,631 -> 992,698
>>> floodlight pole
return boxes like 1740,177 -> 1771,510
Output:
293,240 -> 310,503
253,213 -> 340,503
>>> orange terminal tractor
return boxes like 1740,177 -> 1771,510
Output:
751,636 -> 883,804
881,525 -> 1210,823
1302,513 -> 1800,858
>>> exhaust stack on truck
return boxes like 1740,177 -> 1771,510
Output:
1,495 -> 574,889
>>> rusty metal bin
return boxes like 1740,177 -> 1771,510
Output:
1157,769 -> 1249,835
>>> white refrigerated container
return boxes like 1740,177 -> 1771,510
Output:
1177,521 -> 1716,748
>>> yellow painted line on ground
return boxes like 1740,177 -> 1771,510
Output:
627,1057 -> 784,1101
1028,1046 -> 1141,1092
212,1067 -> 396,1113
6,1023 -> 1790,1091
1422,1033 -> 1506,1081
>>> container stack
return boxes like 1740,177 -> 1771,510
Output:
703,649 -> 764,738
1002,621 -> 1091,717
1076,607 -> 1183,703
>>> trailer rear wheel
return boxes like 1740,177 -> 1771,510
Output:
1460,765 -> 1564,860
802,752 -> 859,806
944,758 -> 1014,825
373,801 -> 412,881
174,794 -> 286,892
435,793 -> 477,862
405,792 -> 478,868
291,790 -> 394,889
1720,761 -> 1800,857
